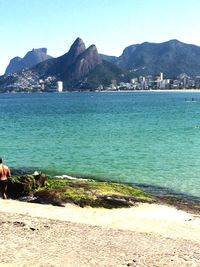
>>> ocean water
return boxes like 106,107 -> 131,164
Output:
0,91 -> 200,202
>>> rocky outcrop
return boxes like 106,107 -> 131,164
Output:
66,37 -> 86,63
38,37 -> 87,77
5,48 -> 52,75
65,44 -> 102,84
5,57 -> 22,74
8,173 -> 48,198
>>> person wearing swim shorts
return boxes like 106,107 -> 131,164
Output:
0,158 -> 11,199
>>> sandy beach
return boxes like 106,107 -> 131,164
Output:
0,199 -> 199,266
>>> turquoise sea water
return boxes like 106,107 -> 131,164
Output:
0,91 -> 200,202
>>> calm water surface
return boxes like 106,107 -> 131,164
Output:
0,91 -> 200,202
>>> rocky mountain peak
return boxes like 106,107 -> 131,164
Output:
83,45 -> 102,65
66,44 -> 102,83
66,37 -> 86,62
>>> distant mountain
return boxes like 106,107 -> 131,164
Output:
0,38 -> 128,92
6,38 -> 200,92
5,48 -> 52,75
102,40 -> 200,77
31,38 -> 104,88
100,54 -> 117,64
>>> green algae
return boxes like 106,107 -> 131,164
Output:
34,179 -> 155,208
7,174 -> 155,208
8,174 -> 48,198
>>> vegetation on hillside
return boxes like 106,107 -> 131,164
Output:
79,60 -> 130,90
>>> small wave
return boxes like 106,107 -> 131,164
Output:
54,174 -> 94,182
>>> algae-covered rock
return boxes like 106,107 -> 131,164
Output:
34,179 -> 155,208
8,173 -> 48,198
7,173 -> 155,208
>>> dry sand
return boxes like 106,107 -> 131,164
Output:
0,199 -> 199,266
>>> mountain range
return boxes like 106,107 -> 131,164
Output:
0,38 -> 128,92
1,38 -> 200,92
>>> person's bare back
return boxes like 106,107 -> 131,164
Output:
0,158 -> 11,199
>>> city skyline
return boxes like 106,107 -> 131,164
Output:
1,0 -> 200,75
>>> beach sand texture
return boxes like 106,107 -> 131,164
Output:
0,199 -> 199,266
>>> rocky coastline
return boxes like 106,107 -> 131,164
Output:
6,172 -> 200,214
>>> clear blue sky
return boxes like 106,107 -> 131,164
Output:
1,0 -> 200,74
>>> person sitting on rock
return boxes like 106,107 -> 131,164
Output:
0,158 -> 11,199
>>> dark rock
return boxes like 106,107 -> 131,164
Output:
66,37 -> 86,63
36,37 -> 86,78
13,221 -> 26,227
66,44 -> 102,84
8,173 -> 48,198
30,227 -> 37,231
33,189 -> 65,207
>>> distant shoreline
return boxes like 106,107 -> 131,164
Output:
97,89 -> 200,93
2,88 -> 200,94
